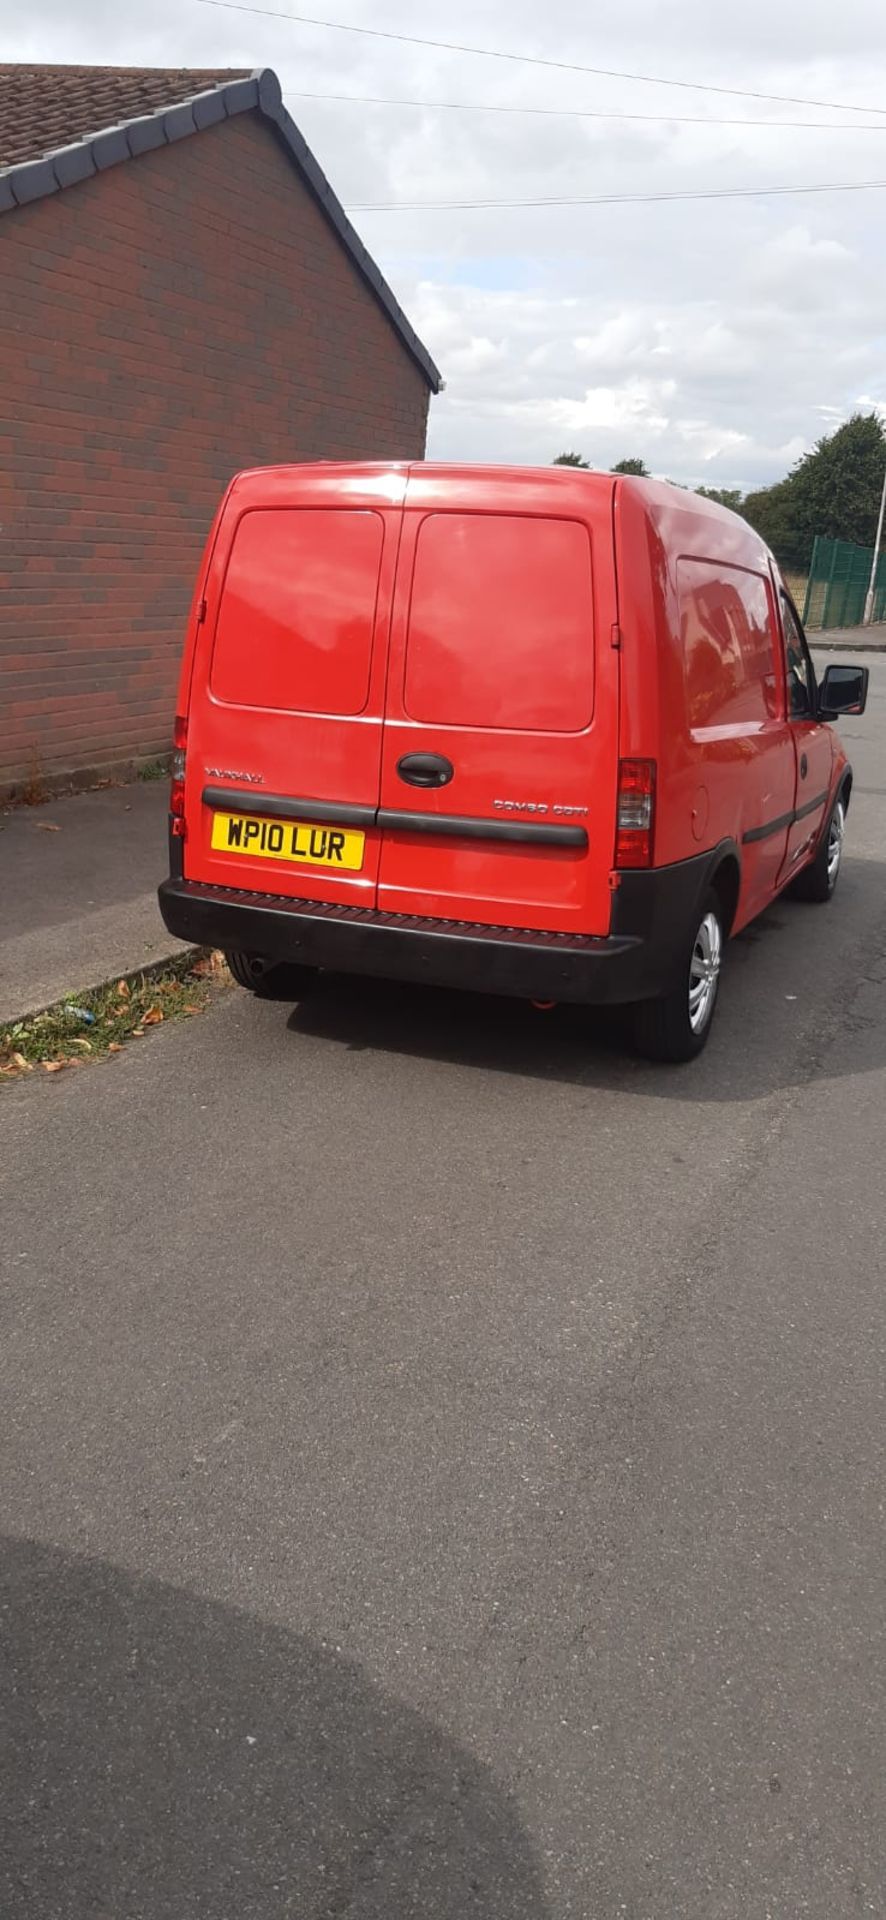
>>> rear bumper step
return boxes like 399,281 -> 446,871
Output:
159,879 -> 652,1005
160,841 -> 727,1006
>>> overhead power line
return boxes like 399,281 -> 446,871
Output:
197,1 -> 886,118
346,176 -> 886,212
289,87 -> 886,134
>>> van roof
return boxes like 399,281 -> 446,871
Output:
223,462 -> 762,541
226,460 -> 737,509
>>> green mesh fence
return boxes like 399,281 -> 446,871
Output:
802,535 -> 886,629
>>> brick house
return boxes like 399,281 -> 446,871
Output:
0,65 -> 440,795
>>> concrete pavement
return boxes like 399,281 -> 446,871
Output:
1,664 -> 884,1916
0,780 -> 187,1024
810,622 -> 886,650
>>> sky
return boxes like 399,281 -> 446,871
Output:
4,0 -> 886,491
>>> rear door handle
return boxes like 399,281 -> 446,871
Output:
396,752 -> 454,789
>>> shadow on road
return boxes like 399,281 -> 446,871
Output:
284,858 -> 886,1103
1,1535 -> 549,1920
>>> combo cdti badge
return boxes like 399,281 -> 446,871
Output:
158,463 -> 869,1062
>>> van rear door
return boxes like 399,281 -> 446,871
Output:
183,466 -> 406,906
376,467 -> 620,935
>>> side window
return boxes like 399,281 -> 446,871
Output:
780,595 -> 813,719
677,559 -> 778,732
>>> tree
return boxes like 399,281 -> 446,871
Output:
611,457 -> 649,475
737,478 -> 796,563
743,413 -> 886,571
696,485 -> 744,511
553,451 -> 590,467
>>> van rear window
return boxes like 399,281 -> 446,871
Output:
404,513 -> 594,732
678,559 -> 779,731
211,509 -> 384,715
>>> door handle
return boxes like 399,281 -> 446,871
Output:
396,752 -> 454,789
800,752 -> 808,779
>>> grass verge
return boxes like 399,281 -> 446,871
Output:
0,951 -> 230,1083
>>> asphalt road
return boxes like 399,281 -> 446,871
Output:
3,661 -> 885,1919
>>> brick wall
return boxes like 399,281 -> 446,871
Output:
0,112 -> 432,790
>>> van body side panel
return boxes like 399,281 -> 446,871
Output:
615,481 -> 797,924
675,555 -> 795,919
181,465 -> 408,906
375,467 -> 620,935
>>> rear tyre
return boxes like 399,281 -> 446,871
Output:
789,792 -> 845,903
631,889 -> 724,1064
225,951 -> 319,1001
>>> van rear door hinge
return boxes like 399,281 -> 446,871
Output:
610,622 -> 622,650
196,598 -> 207,625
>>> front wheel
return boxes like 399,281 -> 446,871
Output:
631,890 -> 724,1064
225,951 -> 319,1001
790,793 -> 845,903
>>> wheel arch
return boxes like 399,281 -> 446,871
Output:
704,842 -> 742,936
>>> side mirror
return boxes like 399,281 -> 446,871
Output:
818,662 -> 869,720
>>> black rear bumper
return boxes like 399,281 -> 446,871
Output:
159,845 -> 729,1006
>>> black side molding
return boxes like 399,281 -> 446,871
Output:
376,809 -> 588,848
202,787 -> 376,829
742,789 -> 829,845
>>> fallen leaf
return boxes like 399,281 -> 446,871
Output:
142,1008 -> 164,1026
117,979 -> 130,998
37,822 -> 60,833
42,1059 -> 67,1073
69,1036 -> 92,1051
182,1003 -> 202,1014
12,1052 -> 33,1071
108,1042 -> 124,1053
131,1028 -> 145,1038
209,950 -> 227,973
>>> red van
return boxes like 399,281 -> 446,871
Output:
158,464 -> 868,1061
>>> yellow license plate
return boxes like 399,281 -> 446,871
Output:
211,810 -> 365,872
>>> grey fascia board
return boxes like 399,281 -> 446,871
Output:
91,127 -> 131,171
192,92 -> 227,132
50,140 -> 96,188
8,157 -> 58,204
126,114 -> 168,158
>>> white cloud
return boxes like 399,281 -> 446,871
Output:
556,377 -> 677,436
444,335 -> 509,373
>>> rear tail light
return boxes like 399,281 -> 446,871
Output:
615,758 -> 656,868
170,714 -> 188,837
